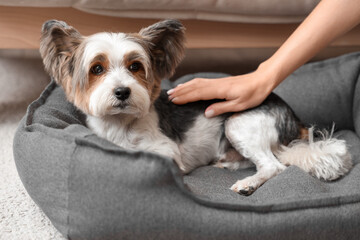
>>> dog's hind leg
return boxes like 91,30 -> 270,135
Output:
225,111 -> 286,195
214,148 -> 254,170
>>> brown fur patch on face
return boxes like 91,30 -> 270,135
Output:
126,34 -> 161,102
124,50 -> 148,87
72,54 -> 110,114
123,48 -> 160,103
60,42 -> 87,103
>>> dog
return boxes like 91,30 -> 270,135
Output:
40,19 -> 352,196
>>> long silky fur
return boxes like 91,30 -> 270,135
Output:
39,20 -> 85,99
139,19 -> 186,79
277,126 -> 352,180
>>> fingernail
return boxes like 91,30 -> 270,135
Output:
167,89 -> 175,95
171,97 -> 178,102
177,83 -> 183,87
205,109 -> 214,118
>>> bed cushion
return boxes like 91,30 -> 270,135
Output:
13,52 -> 360,239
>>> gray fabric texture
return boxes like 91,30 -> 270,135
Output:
13,52 -> 360,240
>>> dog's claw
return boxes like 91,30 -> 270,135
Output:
239,186 -> 255,196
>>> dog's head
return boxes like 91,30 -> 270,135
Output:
40,19 -> 185,118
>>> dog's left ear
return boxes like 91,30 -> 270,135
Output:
139,19 -> 185,79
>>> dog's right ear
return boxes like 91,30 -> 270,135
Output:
40,20 -> 83,86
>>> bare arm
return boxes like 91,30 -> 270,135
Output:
168,0 -> 360,118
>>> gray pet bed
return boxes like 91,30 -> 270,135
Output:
14,52 -> 360,240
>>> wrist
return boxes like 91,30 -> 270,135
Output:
256,59 -> 284,93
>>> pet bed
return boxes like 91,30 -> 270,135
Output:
13,52 -> 360,239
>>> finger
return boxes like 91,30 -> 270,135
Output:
169,78 -> 212,98
172,77 -> 201,89
205,100 -> 247,118
172,79 -> 228,105
171,84 -> 227,104
171,91 -> 205,104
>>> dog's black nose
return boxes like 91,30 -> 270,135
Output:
114,87 -> 131,101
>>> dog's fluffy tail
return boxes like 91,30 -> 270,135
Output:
277,126 -> 352,180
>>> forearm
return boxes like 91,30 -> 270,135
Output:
168,0 -> 360,115
261,0 -> 360,88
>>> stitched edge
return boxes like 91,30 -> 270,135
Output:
25,79 -> 57,127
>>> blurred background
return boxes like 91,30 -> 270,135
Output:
1,0 -> 360,239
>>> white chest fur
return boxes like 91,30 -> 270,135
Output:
86,107 -> 182,166
86,106 -> 227,173
88,107 -> 161,149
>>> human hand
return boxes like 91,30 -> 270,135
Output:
167,64 -> 279,118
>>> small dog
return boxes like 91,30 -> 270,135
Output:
40,19 -> 352,195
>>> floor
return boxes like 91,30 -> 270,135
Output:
0,54 -> 65,240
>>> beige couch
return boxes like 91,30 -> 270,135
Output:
0,0 -> 359,49
1,0 -> 360,76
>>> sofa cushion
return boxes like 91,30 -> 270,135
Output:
273,51 -> 360,132
0,0 -> 319,23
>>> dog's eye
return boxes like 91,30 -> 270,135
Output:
90,64 -> 104,75
129,62 -> 142,72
